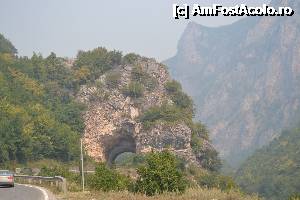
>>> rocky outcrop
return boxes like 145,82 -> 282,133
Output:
77,58 -> 204,165
165,0 -> 300,166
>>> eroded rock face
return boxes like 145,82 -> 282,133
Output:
77,58 -> 200,165
165,0 -> 300,166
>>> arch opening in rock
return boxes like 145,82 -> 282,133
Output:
105,134 -> 137,166
115,152 -> 136,166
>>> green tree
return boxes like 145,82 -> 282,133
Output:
88,163 -> 131,192
133,151 -> 187,196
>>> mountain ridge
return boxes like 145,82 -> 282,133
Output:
165,0 -> 300,166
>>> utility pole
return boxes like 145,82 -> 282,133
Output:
80,138 -> 85,192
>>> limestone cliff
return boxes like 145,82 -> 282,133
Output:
76,56 -> 216,167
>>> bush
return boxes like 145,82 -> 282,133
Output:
165,80 -> 182,94
172,92 -> 194,111
75,47 -> 122,82
123,53 -> 140,64
140,103 -> 183,129
39,165 -> 69,177
190,122 -> 209,141
198,173 -> 237,191
122,82 -> 144,98
131,66 -> 146,83
165,80 -> 194,115
133,151 -> 187,196
289,194 -> 300,200
39,165 -> 80,183
189,121 -> 221,172
105,71 -> 121,88
131,66 -> 158,91
198,148 -> 222,172
88,163 -> 131,192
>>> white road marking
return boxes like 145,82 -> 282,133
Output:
16,183 -> 49,200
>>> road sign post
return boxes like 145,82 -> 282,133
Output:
80,138 -> 85,192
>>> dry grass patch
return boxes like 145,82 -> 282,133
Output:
57,188 -> 260,200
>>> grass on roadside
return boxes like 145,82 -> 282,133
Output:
57,188 -> 260,200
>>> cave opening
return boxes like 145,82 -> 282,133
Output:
105,134 -> 137,166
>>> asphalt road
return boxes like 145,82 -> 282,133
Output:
0,184 -> 47,200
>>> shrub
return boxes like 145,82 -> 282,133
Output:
165,80 -> 182,94
75,47 -> 122,82
106,71 -> 121,88
186,121 -> 221,172
39,165 -> 80,183
172,92 -> 194,111
88,163 -> 131,192
165,80 -> 194,115
289,194 -> 300,200
131,66 -> 146,83
140,103 -> 183,129
190,122 -> 209,141
198,173 -> 237,191
197,148 -> 222,172
131,66 -> 157,91
133,151 -> 187,196
123,53 -> 140,64
122,81 -> 144,98
39,165 -> 69,177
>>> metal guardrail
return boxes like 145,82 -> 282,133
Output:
69,169 -> 95,173
14,175 -> 67,193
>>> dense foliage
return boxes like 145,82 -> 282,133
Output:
235,126 -> 300,200
74,47 -> 122,83
0,34 -> 17,54
0,34 -> 221,189
133,151 -> 187,196
39,164 -> 75,179
198,172 -> 237,191
0,34 -> 134,165
88,163 -> 131,192
0,36 -> 84,164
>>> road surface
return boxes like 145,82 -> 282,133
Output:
0,184 -> 48,200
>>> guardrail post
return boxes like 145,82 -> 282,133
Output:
55,176 -> 67,194
62,179 -> 67,194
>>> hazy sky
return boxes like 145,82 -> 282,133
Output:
0,0 -> 270,61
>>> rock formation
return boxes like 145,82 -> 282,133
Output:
165,0 -> 300,166
77,57 -> 212,165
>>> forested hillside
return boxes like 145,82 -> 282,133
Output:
0,33 -> 220,173
0,33 -> 84,164
235,124 -> 300,200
